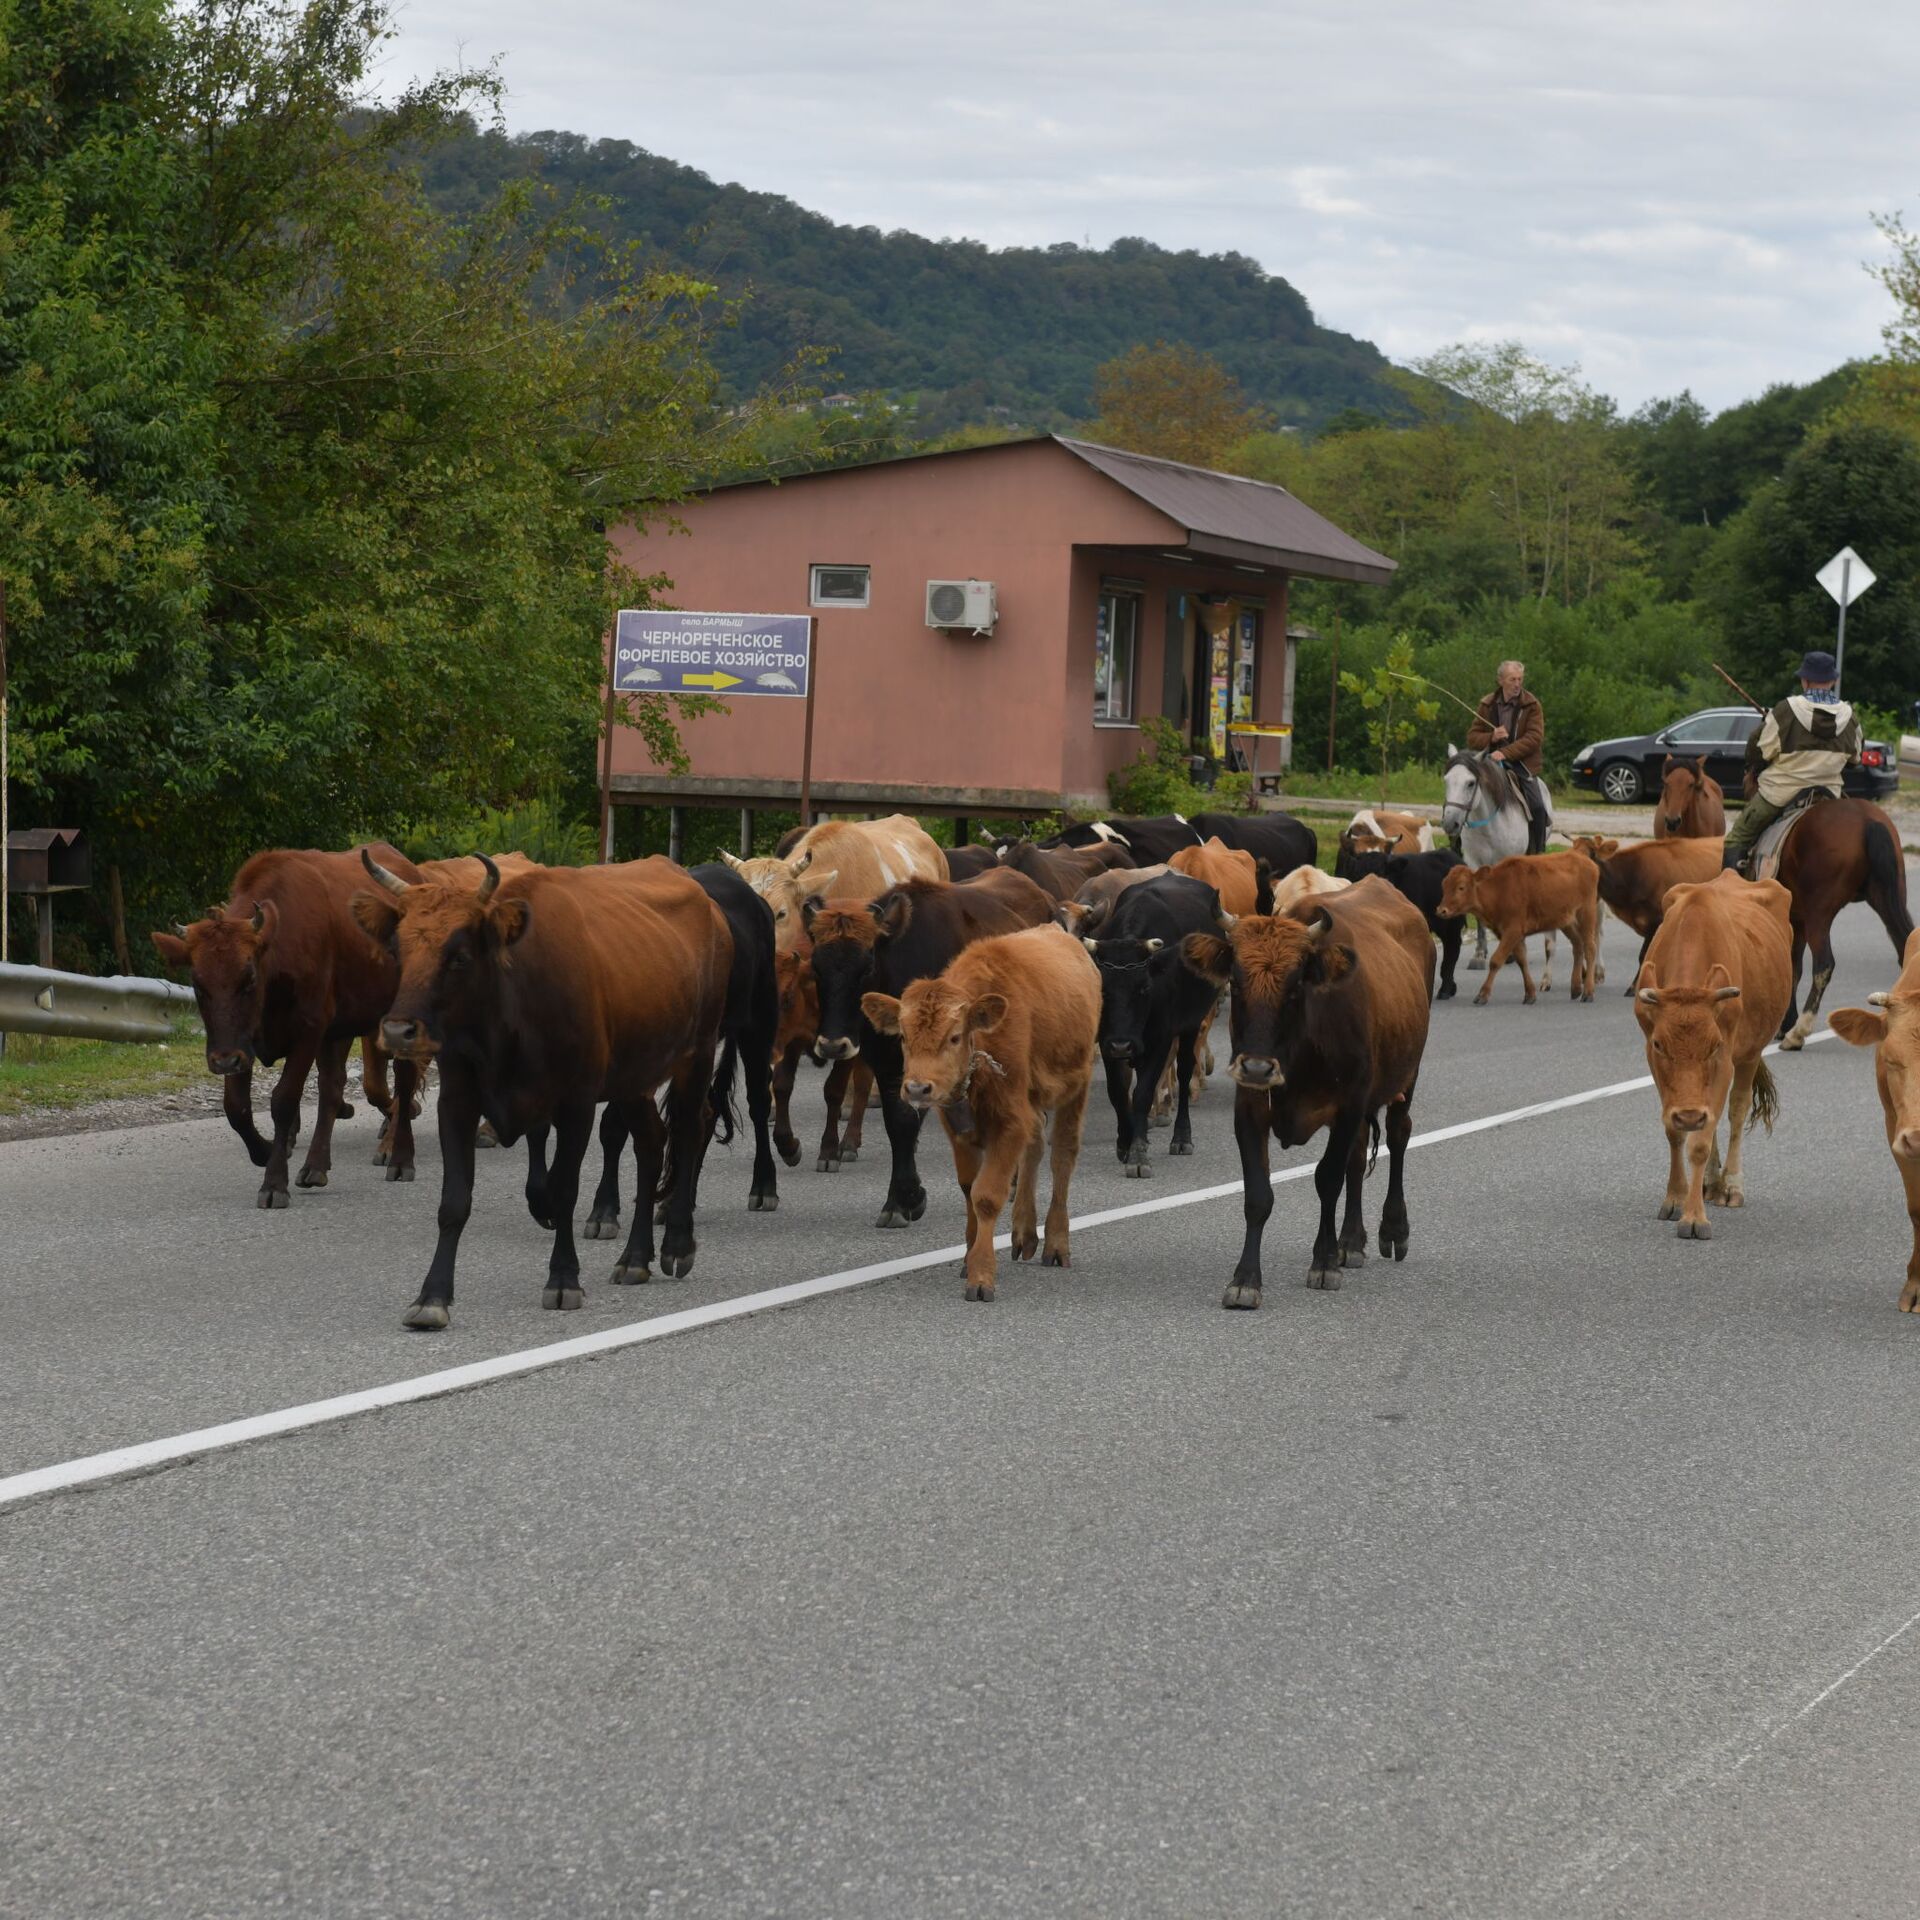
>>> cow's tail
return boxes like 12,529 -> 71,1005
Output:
1864,817 -> 1913,956
707,1033 -> 742,1147
1365,1114 -> 1382,1175
1747,1059 -> 1779,1135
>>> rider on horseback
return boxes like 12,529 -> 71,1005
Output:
1468,660 -> 1549,855
1720,650 -> 1862,876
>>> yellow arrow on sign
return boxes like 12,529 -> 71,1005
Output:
683,671 -> 742,690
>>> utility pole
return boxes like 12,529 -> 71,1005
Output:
1325,597 -> 1342,775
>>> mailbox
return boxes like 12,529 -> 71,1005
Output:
6,826 -> 91,897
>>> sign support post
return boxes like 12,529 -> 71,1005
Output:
598,619 -> 618,864
1835,556 -> 1852,692
1815,546 -> 1877,697
798,616 -> 819,830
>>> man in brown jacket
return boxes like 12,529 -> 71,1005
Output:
1467,659 -> 1548,854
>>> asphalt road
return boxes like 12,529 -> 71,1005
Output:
4,887 -> 1919,1918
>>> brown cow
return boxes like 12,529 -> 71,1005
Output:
1437,852 -> 1600,1005
355,852 -> 732,1330
1180,877 -> 1434,1307
773,941 -> 875,1171
150,844 -> 425,1208
1830,929 -> 1920,1309
1655,755 -> 1727,839
1635,870 -> 1794,1238
1569,834 -> 1720,990
1169,837 -> 1260,917
863,924 -> 1101,1302
724,814 -> 946,951
1055,863 -> 1171,937
994,836 -> 1132,901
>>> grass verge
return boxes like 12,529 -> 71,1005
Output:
0,1014 -> 207,1115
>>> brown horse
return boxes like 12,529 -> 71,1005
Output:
1773,796 -> 1913,1048
1656,756 -> 1726,839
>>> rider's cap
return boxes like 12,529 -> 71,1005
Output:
1798,649 -> 1838,683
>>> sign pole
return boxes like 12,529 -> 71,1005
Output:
597,619 -> 618,864
1325,599 -> 1341,775
1,579 -> 8,1063
798,616 -> 819,830
1835,556 -> 1851,695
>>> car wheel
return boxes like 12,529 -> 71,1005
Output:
1600,761 -> 1643,804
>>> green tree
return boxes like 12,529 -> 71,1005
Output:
1089,342 -> 1271,467
1339,635 -> 1438,803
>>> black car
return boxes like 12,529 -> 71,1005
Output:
1569,705 -> 1899,804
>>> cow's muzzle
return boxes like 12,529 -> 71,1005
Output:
902,1079 -> 935,1109
381,1016 -> 438,1061
1668,1106 -> 1709,1133
1894,1128 -> 1920,1161
814,1035 -> 857,1063
1230,1054 -> 1282,1089
206,1049 -> 251,1077
1102,1038 -> 1137,1062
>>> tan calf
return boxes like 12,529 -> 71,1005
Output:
1269,863 -> 1351,916
863,924 -> 1101,1303
1635,871 -> 1794,1239
723,814 -> 946,950
1438,852 -> 1600,1005
1169,837 -> 1259,917
1830,927 -> 1920,1308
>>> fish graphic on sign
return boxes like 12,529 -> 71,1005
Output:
621,665 -> 661,686
756,670 -> 799,691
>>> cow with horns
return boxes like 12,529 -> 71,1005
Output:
353,850 -> 732,1331
151,844 -> 427,1209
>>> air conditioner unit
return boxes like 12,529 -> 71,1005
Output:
925,578 -> 998,634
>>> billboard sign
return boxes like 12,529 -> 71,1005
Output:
613,609 -> 813,699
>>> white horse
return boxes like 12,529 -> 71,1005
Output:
1440,746 -> 1568,985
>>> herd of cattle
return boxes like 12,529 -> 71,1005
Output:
145,753 -> 1920,1325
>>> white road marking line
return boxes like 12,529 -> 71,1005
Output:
0,1029 -> 1841,1514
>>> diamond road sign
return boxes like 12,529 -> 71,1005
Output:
613,609 -> 812,698
1816,547 -> 1877,607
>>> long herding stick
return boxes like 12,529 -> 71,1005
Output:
1711,661 -> 1766,713
1385,668 -> 1483,726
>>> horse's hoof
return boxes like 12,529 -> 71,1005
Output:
963,1281 -> 996,1302
776,1137 -> 801,1167
385,1163 -> 415,1183
1778,1033 -> 1805,1053
1466,957 -> 1486,972
542,1286 -> 585,1312
1169,1138 -> 1194,1156
1437,983 -> 1457,1000
580,1215 -> 620,1241
1222,1283 -> 1262,1310
1307,1264 -> 1343,1291
402,1300 -> 449,1331
660,1251 -> 695,1280
609,1263 -> 651,1286
1677,1218 -> 1712,1241
296,1168 -> 328,1189
748,1192 -> 778,1212
256,1187 -> 289,1211
335,1102 -> 355,1121
1472,994 -> 1491,1008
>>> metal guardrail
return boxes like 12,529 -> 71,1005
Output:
0,962 -> 197,1042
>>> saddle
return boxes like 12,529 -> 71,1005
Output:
1750,788 -> 1835,882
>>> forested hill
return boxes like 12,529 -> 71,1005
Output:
414,128 -> 1409,433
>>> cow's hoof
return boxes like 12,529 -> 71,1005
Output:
1169,1138 -> 1194,1156
1778,1032 -> 1805,1053
529,1212 -> 556,1232
402,1300 -> 449,1331
838,1145 -> 859,1163
905,1193 -> 928,1222
385,1163 -> 415,1183
776,1138 -> 802,1167
371,1147 -> 390,1166
817,1152 -> 841,1173
580,1214 -> 620,1241
1677,1218 -> 1712,1241
1222,1284 -> 1262,1310
660,1251 -> 695,1279
246,1140 -> 272,1168
1042,1246 -> 1068,1268
1657,1200 -> 1681,1221
1383,1233 -> 1409,1262
1307,1264 -> 1343,1291
1472,994 -> 1491,1008
1437,982 -> 1457,1000
963,1281 -> 996,1302
335,1101 -> 355,1121
542,1286 -> 585,1312
1011,1231 -> 1039,1262
1124,1160 -> 1151,1179
609,1263 -> 652,1286
748,1192 -> 778,1212
296,1168 -> 328,1189
1466,956 -> 1486,972
1341,1246 -> 1368,1268
1901,1287 -> 1920,1314
256,1188 -> 289,1211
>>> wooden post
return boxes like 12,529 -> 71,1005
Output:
953,815 -> 970,851
798,616 -> 819,830
108,864 -> 132,977
739,807 -> 754,857
668,806 -> 684,865
36,896 -> 53,970
597,619 -> 618,864
1325,599 -> 1341,775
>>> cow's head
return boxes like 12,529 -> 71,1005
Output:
150,901 -> 282,1076
1634,961 -> 1742,1132
350,850 -> 529,1062
861,979 -> 1007,1111
719,850 -> 837,952
772,948 -> 818,1059
1435,865 -> 1478,920
1082,933 -> 1174,1062
1831,930 -> 1920,1158
803,893 -> 905,1059
1181,908 -> 1355,1090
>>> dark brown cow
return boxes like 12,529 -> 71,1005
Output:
1181,877 -> 1433,1308
994,837 -> 1132,901
805,868 -> 1054,1229
1055,863 -> 1171,937
863,924 -> 1102,1302
150,844 -> 424,1208
772,938 -> 874,1170
1570,834 -> 1721,989
354,853 -> 731,1330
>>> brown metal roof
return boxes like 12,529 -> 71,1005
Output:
1054,437 -> 1396,587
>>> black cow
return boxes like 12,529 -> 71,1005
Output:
1036,816 -> 1203,865
549,863 -> 784,1245
806,869 -> 1054,1228
1082,871 -> 1227,1174
1336,848 -> 1467,1000
1189,811 -> 1318,877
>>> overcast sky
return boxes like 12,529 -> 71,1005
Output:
382,0 -> 1917,414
